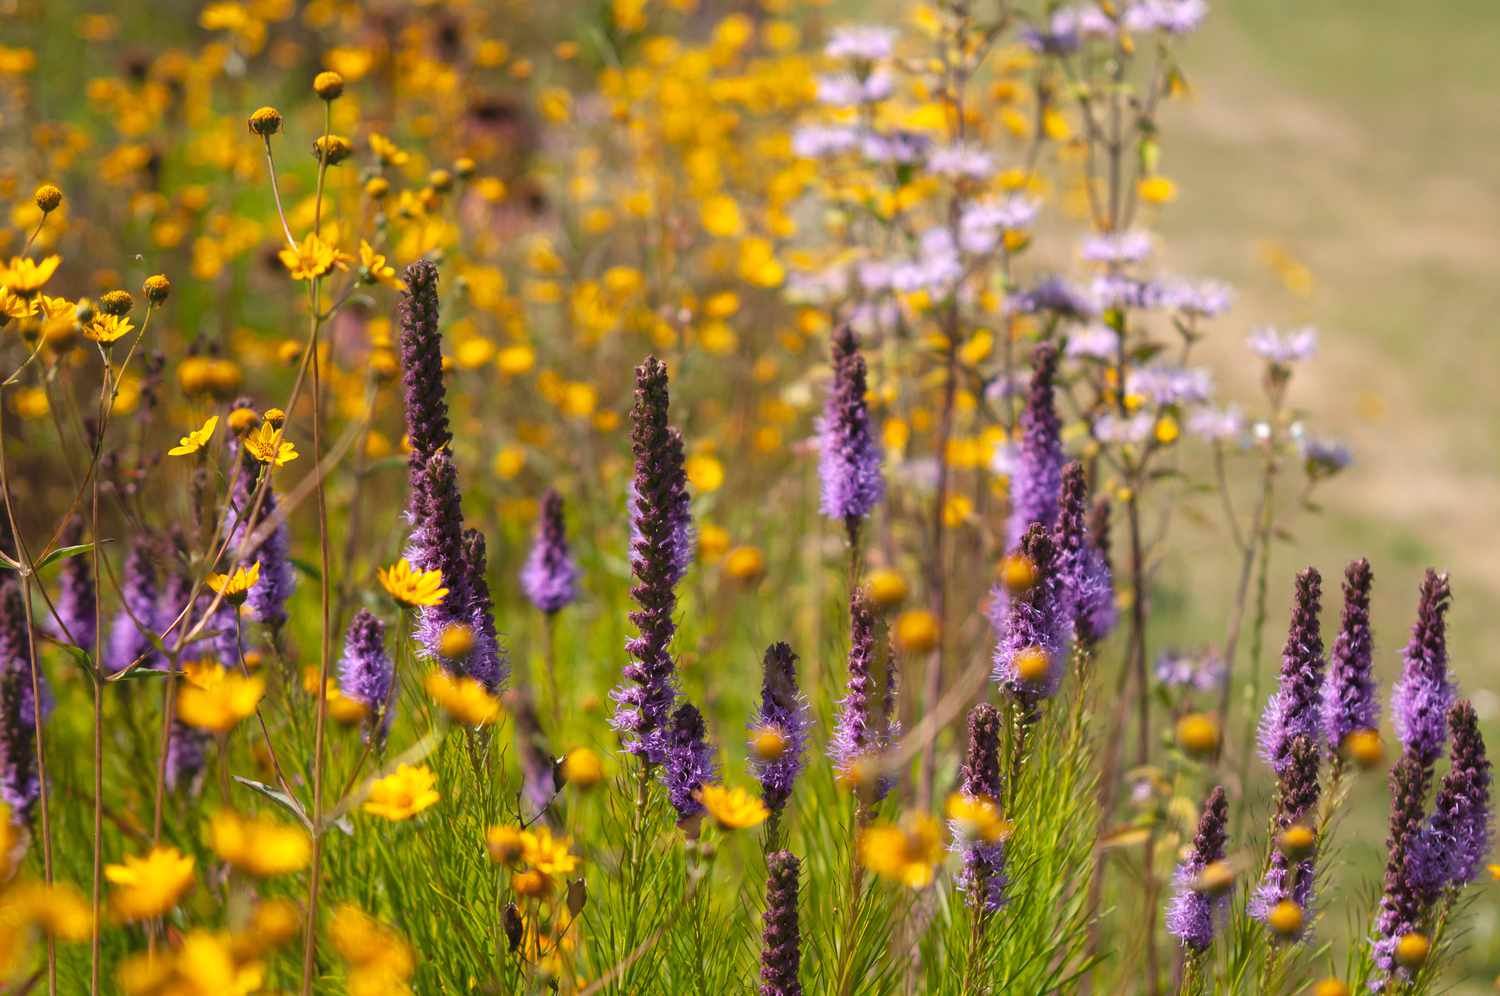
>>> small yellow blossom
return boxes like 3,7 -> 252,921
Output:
859,812 -> 944,889
894,609 -> 940,655
363,763 -> 440,821
205,562 -> 260,605
168,415 -> 218,456
1175,712 -> 1221,757
105,846 -> 196,921
1394,932 -> 1429,969
424,669 -> 503,726
278,232 -> 351,281
1,255 -> 62,297
685,453 -> 724,492
486,825 -> 527,866
176,667 -> 265,733
865,569 -> 909,610
698,785 -> 769,831
82,313 -> 135,344
379,558 -> 447,607
724,546 -> 766,584
560,748 -> 604,789
331,904 -> 415,992
359,241 -> 404,290
945,794 -> 1012,844
242,422 -> 298,467
1138,175 -> 1177,205
208,810 -> 312,877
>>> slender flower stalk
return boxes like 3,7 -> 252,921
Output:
1165,785 -> 1229,952
611,357 -> 689,763
750,641 -> 811,817
1391,569 -> 1455,767
1006,343 -> 1063,550
817,324 -> 884,547
1322,558 -> 1376,754
953,703 -> 1007,914
338,609 -> 394,743
1257,568 -> 1325,776
760,850 -> 803,996
521,488 -> 579,615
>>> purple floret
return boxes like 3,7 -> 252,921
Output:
661,702 -> 716,823
817,324 -> 884,541
1391,570 -> 1455,767
1323,558 -> 1378,752
521,488 -> 579,615
750,641 -> 811,814
1165,785 -> 1229,952
1257,568 -> 1325,776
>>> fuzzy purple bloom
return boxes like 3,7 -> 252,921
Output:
106,535 -> 162,674
1407,701 -> 1491,899
222,449 -> 295,633
751,641 -> 811,815
1323,558 -> 1378,752
52,516 -> 95,652
398,258 -> 452,478
522,489 -> 579,615
817,325 -> 884,541
508,685 -> 560,824
1372,752 -> 1436,986
1165,786 -> 1230,952
760,850 -> 803,996
1257,568 -> 1326,776
1006,345 -> 1064,551
339,609 -> 394,741
1391,570 -> 1455,767
165,720 -> 210,795
460,528 -> 506,691
993,524 -> 1068,713
408,451 -> 474,665
661,701 -> 716,823
829,588 -> 899,799
1054,462 -> 1115,647
1248,736 -> 1321,935
611,358 -> 688,763
953,703 -> 1008,913
0,577 -> 40,819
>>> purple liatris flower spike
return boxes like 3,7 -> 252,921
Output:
952,703 -> 1008,913
1257,568 -> 1325,776
339,609 -> 394,741
660,701 -> 716,823
750,641 -> 810,814
1081,495 -> 1118,642
1248,736 -> 1320,935
829,588 -> 900,798
611,357 -> 688,763
165,720 -> 210,794
1165,785 -> 1230,952
1407,700 -> 1491,900
521,488 -> 579,615
0,577 -> 40,819
52,515 -> 95,652
223,446 -> 295,633
507,686 -> 560,825
993,523 -> 1067,712
107,535 -> 162,673
760,850 -> 803,996
817,324 -> 884,542
408,451 -> 475,668
460,529 -> 506,691
1323,558 -> 1377,753
1391,569 -> 1455,767
398,258 -> 452,476
1054,462 -> 1114,647
1006,343 -> 1063,550
1372,752 -> 1436,986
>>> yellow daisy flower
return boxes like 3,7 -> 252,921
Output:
105,846 -> 196,921
176,666 -> 265,733
859,812 -> 944,889
242,421 -> 298,467
424,669 -> 502,726
208,810 -> 312,877
698,784 -> 769,831
362,763 -> 440,821
278,232 -> 351,282
378,558 -> 447,607
205,562 -> 260,605
168,415 -> 218,457
82,313 -> 135,344
358,241 -> 404,290
1,255 -> 62,297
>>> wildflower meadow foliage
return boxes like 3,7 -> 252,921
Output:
0,1 -> 1492,994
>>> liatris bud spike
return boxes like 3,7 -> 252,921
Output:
1372,752 -> 1437,985
521,488 -> 579,615
953,703 -> 1007,913
1006,343 -> 1063,550
1166,785 -> 1230,952
338,609 -> 394,743
460,529 -> 506,691
398,258 -> 451,475
1249,736 -> 1320,934
760,850 -> 803,996
750,642 -> 810,815
1053,461 -> 1115,647
1407,700 -> 1491,900
993,523 -> 1067,711
1323,558 -> 1377,755
1257,568 -> 1325,776
817,324 -> 883,545
52,515 -> 96,653
106,534 -> 162,673
1392,569 -> 1455,767
611,357 -> 689,763
660,701 -> 715,824
830,587 -> 896,798
0,577 -> 41,819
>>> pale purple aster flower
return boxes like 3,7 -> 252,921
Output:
1302,438 -> 1353,478
1257,568 -> 1326,776
1124,0 -> 1209,34
1391,570 -> 1455,767
1020,25 -> 1080,54
860,129 -> 930,164
1165,786 -> 1229,952
818,325 -> 884,543
816,71 -> 892,106
1006,344 -> 1063,550
661,701 -> 716,823
1125,365 -> 1213,406
1248,326 -> 1318,366
959,197 -> 1039,254
993,524 -> 1068,713
927,142 -> 995,180
522,489 -> 579,615
952,704 -> 1008,913
1186,406 -> 1245,442
1053,4 -> 1117,37
1154,650 -> 1226,694
1323,559 -> 1378,753
1091,274 -> 1166,310
107,535 -> 162,674
825,26 -> 895,61
1065,324 -> 1120,362
1247,736 -> 1320,934
1007,276 -> 1098,319
1162,278 -> 1234,318
792,125 -> 861,159
751,642 -> 810,815
1093,412 -> 1154,445
339,609 -> 394,742
1081,230 -> 1152,264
